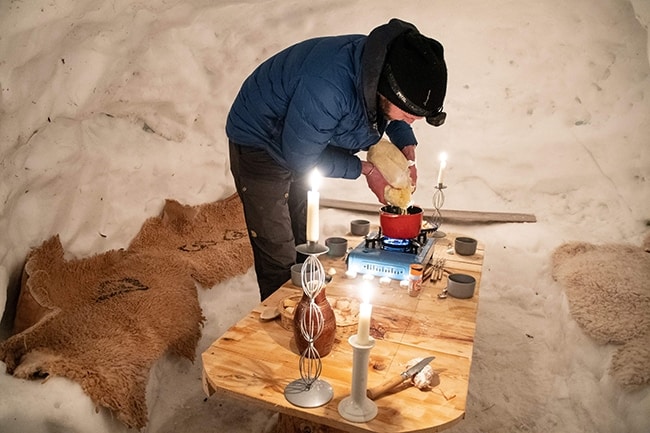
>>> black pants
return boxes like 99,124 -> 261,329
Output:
229,140 -> 308,300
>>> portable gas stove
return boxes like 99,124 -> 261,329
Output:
346,230 -> 436,280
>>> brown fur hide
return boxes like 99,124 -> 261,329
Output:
551,234 -> 650,390
0,194 -> 253,429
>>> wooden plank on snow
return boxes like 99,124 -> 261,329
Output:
320,198 -> 537,224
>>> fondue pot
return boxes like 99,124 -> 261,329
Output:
379,205 -> 423,239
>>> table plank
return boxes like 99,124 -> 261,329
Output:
202,233 -> 483,433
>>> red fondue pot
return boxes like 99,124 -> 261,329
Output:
379,205 -> 423,239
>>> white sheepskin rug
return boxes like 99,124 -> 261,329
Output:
551,234 -> 650,390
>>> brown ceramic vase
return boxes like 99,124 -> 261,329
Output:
292,288 -> 336,358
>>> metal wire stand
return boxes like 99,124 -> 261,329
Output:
431,183 -> 447,238
284,242 -> 333,408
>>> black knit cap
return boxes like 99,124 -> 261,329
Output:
378,30 -> 448,126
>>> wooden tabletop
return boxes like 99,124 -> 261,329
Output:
201,231 -> 484,433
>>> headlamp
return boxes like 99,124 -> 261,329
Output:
426,111 -> 446,127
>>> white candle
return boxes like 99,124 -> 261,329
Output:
306,169 -> 321,242
356,284 -> 373,345
437,152 -> 448,185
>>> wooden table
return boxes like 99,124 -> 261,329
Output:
202,232 -> 484,433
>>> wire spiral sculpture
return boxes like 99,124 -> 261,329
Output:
430,184 -> 446,230
298,255 -> 327,386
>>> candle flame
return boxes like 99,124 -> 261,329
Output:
439,152 -> 448,167
309,169 -> 321,192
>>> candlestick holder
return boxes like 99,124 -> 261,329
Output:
430,183 -> 447,238
296,240 -> 329,256
337,335 -> 378,422
284,243 -> 334,408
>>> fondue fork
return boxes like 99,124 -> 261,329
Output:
425,256 -> 446,282
422,255 -> 439,282
436,257 -> 447,281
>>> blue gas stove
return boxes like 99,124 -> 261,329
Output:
346,230 -> 436,280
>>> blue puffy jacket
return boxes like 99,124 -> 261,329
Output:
226,19 -> 420,179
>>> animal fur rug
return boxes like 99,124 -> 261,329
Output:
551,234 -> 650,390
0,194 -> 253,429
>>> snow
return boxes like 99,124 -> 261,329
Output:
1,0 -> 649,432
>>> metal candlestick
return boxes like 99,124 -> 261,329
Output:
296,240 -> 328,256
430,183 -> 447,238
338,335 -> 377,422
284,242 -> 333,408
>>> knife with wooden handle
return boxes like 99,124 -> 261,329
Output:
366,356 -> 435,400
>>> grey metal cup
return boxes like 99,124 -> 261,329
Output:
291,263 -> 307,286
447,273 -> 476,298
350,219 -> 370,236
455,237 -> 478,256
325,237 -> 348,257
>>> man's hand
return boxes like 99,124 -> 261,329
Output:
363,162 -> 389,204
407,163 -> 417,191
401,145 -> 417,190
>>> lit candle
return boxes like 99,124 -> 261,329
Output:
436,152 -> 448,186
306,169 -> 321,242
356,283 -> 373,345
